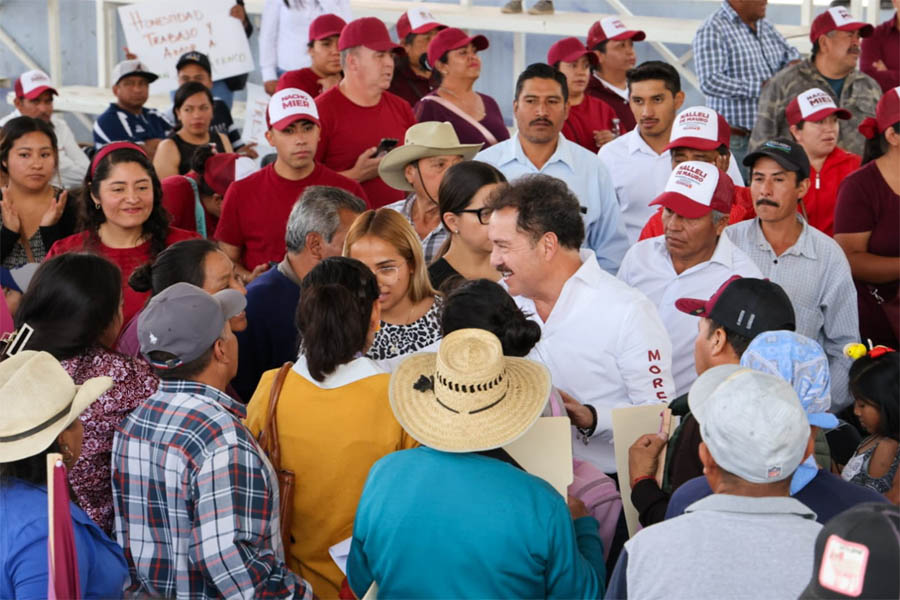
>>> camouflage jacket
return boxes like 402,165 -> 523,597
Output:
749,59 -> 881,156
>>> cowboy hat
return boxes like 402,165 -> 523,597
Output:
378,122 -> 483,192
0,351 -> 112,463
389,328 -> 550,452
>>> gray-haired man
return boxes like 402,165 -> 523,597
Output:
232,185 -> 366,399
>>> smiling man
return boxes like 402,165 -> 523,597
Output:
726,138 -> 859,410
750,7 -> 881,156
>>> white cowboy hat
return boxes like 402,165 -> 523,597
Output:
378,121 -> 483,192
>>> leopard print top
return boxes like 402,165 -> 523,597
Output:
367,295 -> 443,361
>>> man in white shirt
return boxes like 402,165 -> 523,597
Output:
486,174 -> 675,473
598,63 -> 745,244
618,161 -> 762,394
477,63 -> 629,274
0,70 -> 90,188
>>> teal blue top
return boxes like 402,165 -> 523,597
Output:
348,447 -> 605,599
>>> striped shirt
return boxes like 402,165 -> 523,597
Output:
693,1 -> 800,131
725,217 -> 859,412
386,193 -> 448,264
112,380 -> 313,600
93,103 -> 172,149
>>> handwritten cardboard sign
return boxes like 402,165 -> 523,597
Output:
118,0 -> 254,94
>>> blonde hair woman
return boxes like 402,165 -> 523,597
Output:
344,208 -> 442,370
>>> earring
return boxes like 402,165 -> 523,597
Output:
60,444 -> 75,468
454,230 -> 460,234
93,202 -> 101,210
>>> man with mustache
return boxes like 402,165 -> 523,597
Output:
476,63 -> 628,274
617,161 -> 762,395
750,7 -> 881,156
726,138 -> 859,410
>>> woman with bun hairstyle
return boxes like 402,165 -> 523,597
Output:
45,142 -> 198,329
12,253 -> 158,535
430,160 -> 506,290
0,116 -> 77,268
116,238 -> 246,358
245,257 -> 416,596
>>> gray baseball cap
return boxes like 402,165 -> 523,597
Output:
138,282 -> 246,370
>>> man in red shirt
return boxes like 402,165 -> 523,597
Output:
787,87 -> 861,237
215,88 -> 367,279
585,16 -> 646,134
315,17 -> 417,209
276,14 -> 346,98
547,37 -> 618,152
389,9 -> 445,108
639,107 -> 756,240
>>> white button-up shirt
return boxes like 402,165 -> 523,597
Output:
597,128 -> 746,244
726,217 -> 859,411
513,249 -> 676,473
0,109 -> 91,189
477,133 -> 629,275
617,233 -> 763,394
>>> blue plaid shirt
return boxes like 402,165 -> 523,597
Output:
112,380 -> 313,600
693,1 -> 800,130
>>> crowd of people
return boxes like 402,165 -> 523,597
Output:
0,0 -> 898,598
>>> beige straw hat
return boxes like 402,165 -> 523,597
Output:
0,351 -> 113,463
389,328 -> 551,452
378,121 -> 483,192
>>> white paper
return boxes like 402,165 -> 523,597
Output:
241,83 -> 271,148
329,536 -> 353,575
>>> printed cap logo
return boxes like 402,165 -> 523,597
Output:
409,9 -> 437,30
828,6 -> 855,26
818,534 -> 869,597
763,140 -> 793,154
798,88 -> 837,117
602,16 -> 627,35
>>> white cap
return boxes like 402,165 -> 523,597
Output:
689,365 -> 811,484
665,106 -> 730,152
266,88 -> 320,131
408,8 -> 439,31
14,70 -> 57,100
111,59 -> 158,85
649,161 -> 733,218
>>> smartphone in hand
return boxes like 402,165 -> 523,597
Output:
371,138 -> 399,158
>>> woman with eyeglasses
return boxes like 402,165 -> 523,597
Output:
344,208 -> 442,371
429,161 -> 506,290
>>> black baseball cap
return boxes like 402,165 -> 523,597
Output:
175,51 -> 212,76
800,503 -> 899,599
675,275 -> 796,338
742,138 -> 811,180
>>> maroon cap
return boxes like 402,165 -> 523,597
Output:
339,17 -> 402,52
859,86 -> 900,139
547,37 -> 598,67
665,107 -> 731,152
587,16 -> 646,50
785,88 -> 852,126
309,14 -> 346,42
203,153 -> 257,196
809,6 -> 874,43
650,161 -> 733,219
396,9 -> 445,40
14,70 -> 58,100
427,28 -> 489,70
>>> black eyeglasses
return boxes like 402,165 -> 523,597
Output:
455,207 -> 492,225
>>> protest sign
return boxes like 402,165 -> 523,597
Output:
118,0 -> 254,94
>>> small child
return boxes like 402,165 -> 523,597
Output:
841,344 -> 900,504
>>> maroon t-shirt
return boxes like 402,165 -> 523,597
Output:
215,162 -> 367,270
834,159 -> 900,346
277,68 -> 326,98
562,95 -> 617,151
315,87 -> 416,208
586,75 -> 635,133
389,57 -> 435,108
413,91 -> 510,148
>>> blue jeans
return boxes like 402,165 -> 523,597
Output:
730,132 -> 750,185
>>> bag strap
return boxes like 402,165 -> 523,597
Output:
184,176 -> 207,239
259,362 -> 293,470
420,94 -> 498,146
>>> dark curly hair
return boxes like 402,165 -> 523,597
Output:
79,145 -> 170,257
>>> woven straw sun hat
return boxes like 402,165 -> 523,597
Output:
389,328 -> 551,452
0,350 -> 112,463
378,121 -> 483,192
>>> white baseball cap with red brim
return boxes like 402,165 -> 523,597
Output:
809,6 -> 874,43
266,88 -> 320,131
14,70 -> 58,100
665,106 -> 731,152
587,16 -> 646,49
786,87 -> 852,126
397,8 -> 445,39
650,161 -> 734,219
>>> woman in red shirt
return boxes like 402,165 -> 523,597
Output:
45,142 -> 197,328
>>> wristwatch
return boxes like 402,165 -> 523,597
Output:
577,405 -> 598,445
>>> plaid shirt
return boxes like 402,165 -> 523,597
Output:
385,193 -> 448,264
693,1 -> 800,130
112,380 -> 313,600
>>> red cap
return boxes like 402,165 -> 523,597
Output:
547,37 -> 598,67
650,161 -> 733,218
161,175 -> 196,213
809,6 -> 874,43
266,88 -> 320,131
427,28 -> 489,70
587,16 -> 646,50
203,153 -> 257,196
859,86 -> 900,139
785,88 -> 852,126
339,17 -> 402,52
14,70 -> 58,100
309,14 -> 346,42
91,142 -> 147,178
665,107 -> 731,152
396,8 -> 444,40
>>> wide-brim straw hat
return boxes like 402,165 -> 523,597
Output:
389,328 -> 551,452
378,121 -> 483,192
0,350 -> 112,463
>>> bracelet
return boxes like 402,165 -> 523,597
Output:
576,405 -> 598,445
631,475 -> 656,488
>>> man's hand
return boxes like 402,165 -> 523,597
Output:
238,142 -> 259,159
567,495 -> 590,520
628,432 -> 668,483
39,190 -> 67,228
241,262 -> 269,285
593,129 -> 616,149
123,46 -> 137,60
559,390 -> 594,429
873,59 -> 888,72
341,147 -> 382,182
264,80 -> 278,95
714,152 -> 730,174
